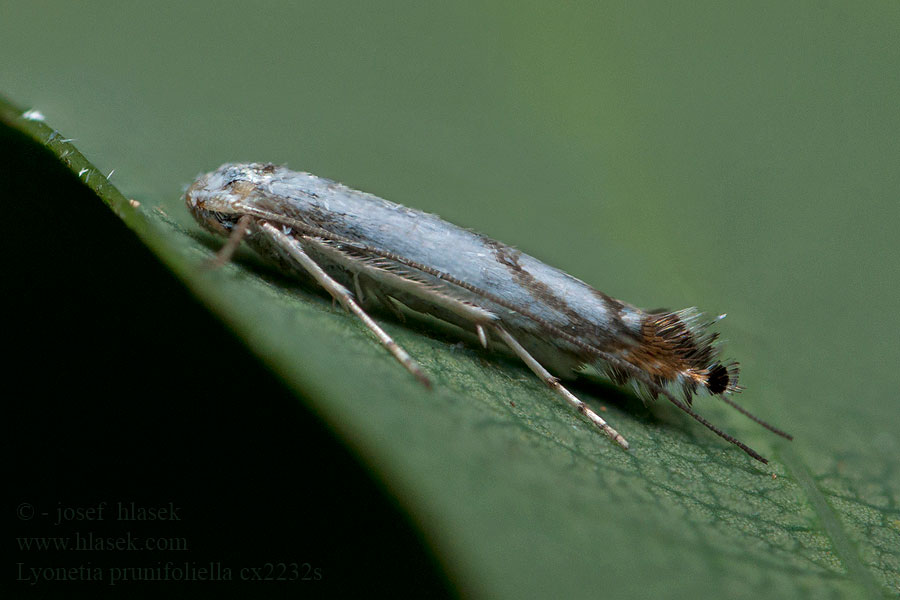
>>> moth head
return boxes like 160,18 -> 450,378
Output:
184,165 -> 255,236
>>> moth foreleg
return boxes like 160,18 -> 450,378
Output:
490,324 -> 630,450
259,223 -> 431,388
206,214 -> 253,268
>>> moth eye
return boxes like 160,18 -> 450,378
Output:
213,212 -> 237,229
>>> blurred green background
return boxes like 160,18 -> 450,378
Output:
4,1 -> 898,597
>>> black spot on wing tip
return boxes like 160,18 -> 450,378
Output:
706,363 -> 730,395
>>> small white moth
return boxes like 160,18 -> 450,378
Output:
186,163 -> 791,464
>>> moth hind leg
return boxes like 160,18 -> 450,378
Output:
491,325 -> 630,450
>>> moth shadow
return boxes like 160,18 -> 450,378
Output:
569,377 -> 655,424
394,307 -> 652,421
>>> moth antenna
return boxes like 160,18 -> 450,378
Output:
663,394 -> 769,464
717,394 -> 793,440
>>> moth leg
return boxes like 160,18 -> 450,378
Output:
476,324 -> 489,349
206,214 -> 253,268
490,324 -> 630,450
352,273 -> 407,322
373,291 -> 408,323
353,272 -> 366,304
259,223 -> 431,388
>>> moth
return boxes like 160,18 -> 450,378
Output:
186,163 -> 791,464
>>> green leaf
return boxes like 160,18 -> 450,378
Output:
4,2 -> 898,597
